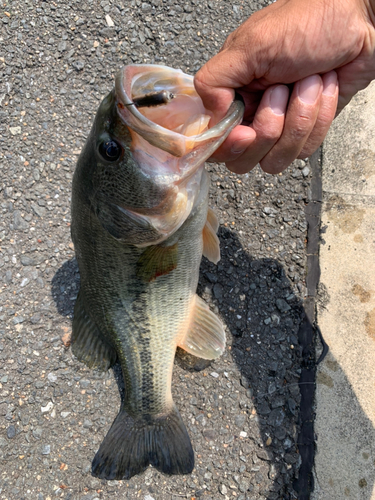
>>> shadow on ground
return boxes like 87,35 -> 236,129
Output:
51,228 -> 375,500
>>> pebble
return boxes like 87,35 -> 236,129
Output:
276,298 -> 291,313
13,315 -> 25,324
58,41 -> 67,52
9,126 -> 21,135
105,14 -> 114,26
41,402 -> 54,413
72,60 -> 85,71
213,283 -> 223,299
235,414 -> 246,427
268,408 -> 285,427
41,445 -> 51,455
220,484 -> 228,495
6,425 -> 16,439
202,429 -> 217,441
13,210 -> 29,230
21,255 -> 37,266
31,203 -> 46,217
302,166 -> 311,177
21,278 -> 30,287
47,373 -> 57,383
31,314 -> 41,324
33,428 -> 43,439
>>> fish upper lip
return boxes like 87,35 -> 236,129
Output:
114,66 -> 196,158
114,65 -> 245,161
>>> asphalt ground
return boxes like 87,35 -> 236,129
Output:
0,1 -> 318,499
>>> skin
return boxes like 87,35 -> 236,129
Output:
194,0 -> 375,174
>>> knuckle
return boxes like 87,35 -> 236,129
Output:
255,121 -> 282,143
290,115 -> 314,141
298,140 -> 320,159
193,71 -> 205,92
261,126 -> 282,143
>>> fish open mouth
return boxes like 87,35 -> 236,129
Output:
110,65 -> 244,243
115,65 -> 244,160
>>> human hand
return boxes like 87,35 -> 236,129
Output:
194,0 -> 375,174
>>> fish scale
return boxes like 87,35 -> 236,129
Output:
70,64 -> 244,480
75,171 -> 208,415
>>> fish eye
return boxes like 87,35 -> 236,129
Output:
98,138 -> 122,162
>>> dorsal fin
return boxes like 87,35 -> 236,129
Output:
207,207 -> 219,232
202,207 -> 220,264
202,222 -> 220,264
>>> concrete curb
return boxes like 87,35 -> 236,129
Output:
293,149 -> 324,499
313,82 -> 375,499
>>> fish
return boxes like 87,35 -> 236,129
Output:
70,64 -> 244,480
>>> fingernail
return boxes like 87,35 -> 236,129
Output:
269,85 -> 289,116
231,138 -> 249,154
298,75 -> 321,104
322,71 -> 338,96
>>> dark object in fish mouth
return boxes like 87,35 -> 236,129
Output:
134,90 -> 175,108
124,90 -> 176,108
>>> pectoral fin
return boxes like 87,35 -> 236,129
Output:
137,243 -> 178,282
178,295 -> 225,360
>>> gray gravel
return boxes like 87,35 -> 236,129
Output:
1,0 -> 313,498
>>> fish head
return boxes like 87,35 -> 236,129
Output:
80,64 -> 244,246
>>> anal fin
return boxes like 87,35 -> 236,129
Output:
72,291 -> 117,370
178,295 -> 225,360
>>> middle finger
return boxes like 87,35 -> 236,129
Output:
260,74 -> 323,174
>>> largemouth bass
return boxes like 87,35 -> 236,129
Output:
71,64 -> 244,480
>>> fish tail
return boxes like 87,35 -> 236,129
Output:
92,405 -> 194,480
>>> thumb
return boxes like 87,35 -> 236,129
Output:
194,51 -> 240,124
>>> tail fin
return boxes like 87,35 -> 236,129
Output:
92,405 -> 194,480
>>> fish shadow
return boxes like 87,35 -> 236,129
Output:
197,227 -> 307,499
51,257 -> 80,319
197,227 -> 375,500
50,240 -> 306,499
50,231 -> 375,500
